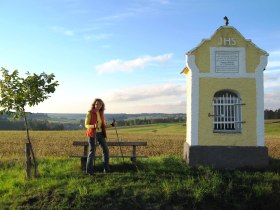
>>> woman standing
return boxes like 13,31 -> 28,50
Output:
85,98 -> 114,175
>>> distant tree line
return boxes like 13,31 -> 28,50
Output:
2,109 -> 279,130
115,116 -> 186,126
264,109 -> 280,119
0,113 -> 65,130
0,113 -> 186,130
0,118 -> 65,130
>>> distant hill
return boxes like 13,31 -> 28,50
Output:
0,112 -> 186,130
46,113 -> 186,121
46,113 -> 85,119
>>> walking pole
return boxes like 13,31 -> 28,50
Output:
113,119 -> 125,164
93,122 -> 98,172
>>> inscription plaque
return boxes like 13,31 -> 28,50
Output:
215,51 -> 239,73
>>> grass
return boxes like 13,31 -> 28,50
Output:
116,123 -> 186,134
0,122 -> 280,209
265,120 -> 280,136
1,156 -> 280,209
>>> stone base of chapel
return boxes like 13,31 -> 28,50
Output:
183,142 -> 269,169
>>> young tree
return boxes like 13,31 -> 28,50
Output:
0,67 -> 59,177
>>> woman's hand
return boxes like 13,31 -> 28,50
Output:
110,119 -> 116,127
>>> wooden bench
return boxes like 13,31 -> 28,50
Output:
70,141 -> 148,170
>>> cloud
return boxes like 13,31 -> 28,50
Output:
108,100 -> 186,114
94,11 -> 136,24
50,26 -> 74,36
64,30 -> 74,36
267,60 -> 280,69
104,84 -> 186,113
264,50 -> 280,110
152,0 -> 170,4
82,33 -> 113,41
95,53 -> 173,74
264,50 -> 280,89
92,3 -> 160,25
264,71 -> 280,87
264,90 -> 280,110
51,25 -> 114,43
104,83 -> 185,102
50,1 -> 171,42
269,50 -> 280,56
267,50 -> 280,69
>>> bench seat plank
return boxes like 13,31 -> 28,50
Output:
73,141 -> 147,147
69,155 -> 148,158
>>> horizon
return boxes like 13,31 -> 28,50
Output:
32,112 -> 187,115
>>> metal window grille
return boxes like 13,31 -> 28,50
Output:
212,91 -> 242,133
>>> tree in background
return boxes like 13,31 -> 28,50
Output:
0,67 -> 59,178
264,109 -> 280,119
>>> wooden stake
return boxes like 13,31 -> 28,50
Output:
25,143 -> 31,179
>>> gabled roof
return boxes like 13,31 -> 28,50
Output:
186,26 -> 269,56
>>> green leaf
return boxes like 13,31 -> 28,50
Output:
0,67 -> 59,119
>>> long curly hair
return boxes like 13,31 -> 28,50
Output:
90,98 -> 105,114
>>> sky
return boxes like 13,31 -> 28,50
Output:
0,0 -> 279,114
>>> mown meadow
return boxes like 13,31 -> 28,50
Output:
0,122 -> 280,209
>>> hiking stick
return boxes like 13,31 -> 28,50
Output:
93,122 -> 98,172
113,119 -> 125,164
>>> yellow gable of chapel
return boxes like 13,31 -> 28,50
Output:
187,26 -> 268,73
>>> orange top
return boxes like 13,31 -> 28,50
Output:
85,109 -> 107,138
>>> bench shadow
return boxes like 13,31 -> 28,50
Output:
92,161 -> 141,173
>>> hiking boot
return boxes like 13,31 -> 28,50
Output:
103,168 -> 111,173
86,172 -> 94,176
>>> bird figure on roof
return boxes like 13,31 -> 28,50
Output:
224,16 -> 229,26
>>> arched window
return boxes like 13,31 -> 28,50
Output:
212,90 -> 243,133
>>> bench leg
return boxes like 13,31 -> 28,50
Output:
131,145 -> 137,162
81,145 -> 89,171
81,157 -> 87,171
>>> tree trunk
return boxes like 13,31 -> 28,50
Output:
23,112 -> 38,177
25,143 -> 31,179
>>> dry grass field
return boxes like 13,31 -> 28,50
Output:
265,135 -> 280,159
0,124 -> 185,161
0,122 -> 279,161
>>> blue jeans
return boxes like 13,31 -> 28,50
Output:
86,132 -> 110,174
